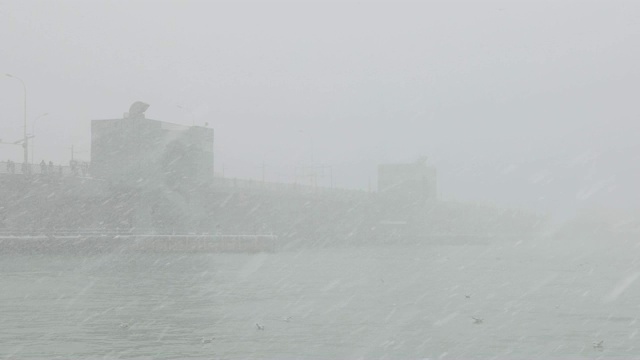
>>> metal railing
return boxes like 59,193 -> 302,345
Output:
0,228 -> 276,237
211,176 -> 367,196
0,161 -> 90,177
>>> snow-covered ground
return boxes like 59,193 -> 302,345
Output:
1,238 -> 639,359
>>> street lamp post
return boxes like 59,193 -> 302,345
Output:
5,74 -> 28,164
31,112 -> 49,164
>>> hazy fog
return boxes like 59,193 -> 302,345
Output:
2,0 -> 639,219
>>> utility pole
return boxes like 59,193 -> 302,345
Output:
329,166 -> 333,188
31,112 -> 49,163
295,164 -> 332,189
5,74 -> 27,164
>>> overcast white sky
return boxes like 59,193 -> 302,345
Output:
1,0 -> 639,217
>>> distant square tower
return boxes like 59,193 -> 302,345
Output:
378,158 -> 437,203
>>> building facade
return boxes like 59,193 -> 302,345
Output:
91,102 -> 214,188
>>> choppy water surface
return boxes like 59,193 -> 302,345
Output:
1,238 -> 640,359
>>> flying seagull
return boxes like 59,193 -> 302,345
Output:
593,340 -> 604,350
256,323 -> 265,330
201,336 -> 215,344
471,317 -> 483,324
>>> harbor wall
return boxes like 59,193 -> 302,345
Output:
0,234 -> 277,254
0,172 -> 546,247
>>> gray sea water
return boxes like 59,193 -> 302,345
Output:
1,238 -> 640,359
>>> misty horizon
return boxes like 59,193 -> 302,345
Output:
3,2 -> 640,359
2,0 -> 639,219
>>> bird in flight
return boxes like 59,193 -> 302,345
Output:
256,323 -> 265,330
471,317 -> 483,324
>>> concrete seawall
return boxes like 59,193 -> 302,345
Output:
0,234 -> 277,254
0,171 -> 547,246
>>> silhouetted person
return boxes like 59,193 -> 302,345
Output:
6,160 -> 15,173
70,160 -> 78,176
40,160 -> 46,174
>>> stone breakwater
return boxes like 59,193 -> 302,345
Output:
0,234 -> 277,254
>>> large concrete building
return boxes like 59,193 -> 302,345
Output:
91,102 -> 214,188
378,158 -> 437,203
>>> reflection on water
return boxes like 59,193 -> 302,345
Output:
1,239 -> 639,359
